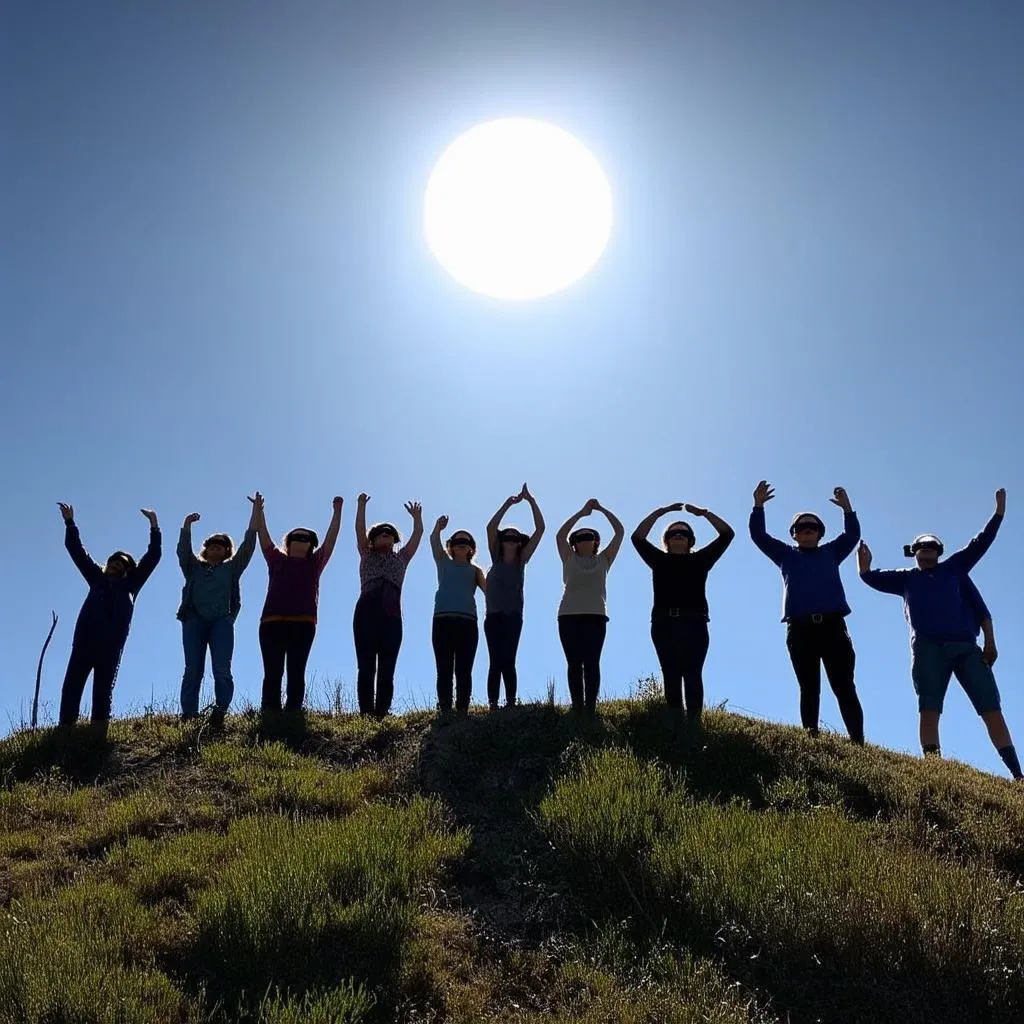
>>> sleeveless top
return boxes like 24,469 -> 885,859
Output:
433,557 -> 478,618
557,554 -> 609,618
485,558 -> 525,616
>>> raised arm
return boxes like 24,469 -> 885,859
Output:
430,515 -> 449,563
822,488 -> 861,561
520,484 -> 546,563
556,500 -> 596,561
486,493 -> 519,554
58,503 -> 103,584
856,541 -> 906,595
131,509 -> 163,593
253,493 -> 274,553
945,489 -> 1005,573
355,493 -> 370,554
178,513 -> 201,576
685,503 -> 735,564
596,502 -> 626,566
748,481 -> 788,565
232,494 -> 260,576
318,496 -> 344,563
632,503 -> 679,547
401,501 -> 424,561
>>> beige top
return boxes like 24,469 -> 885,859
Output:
557,554 -> 609,618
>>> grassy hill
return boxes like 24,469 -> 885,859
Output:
2,699 -> 1024,1024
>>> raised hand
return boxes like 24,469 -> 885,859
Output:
434,514 -> 449,532
829,487 -> 852,511
857,540 -> 872,572
57,502 -> 74,523
405,501 -> 422,519
247,491 -> 264,512
996,488 -> 1006,516
508,492 -> 524,505
753,481 -> 775,507
358,493 -> 370,506
140,508 -> 159,528
183,512 -> 201,527
684,503 -> 708,517
663,502 -> 685,513
332,496 -> 344,512
520,482 -> 533,501
583,498 -> 600,514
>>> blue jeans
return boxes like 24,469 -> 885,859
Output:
181,616 -> 235,717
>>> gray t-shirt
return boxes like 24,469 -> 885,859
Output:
557,554 -> 609,618
486,558 -> 525,616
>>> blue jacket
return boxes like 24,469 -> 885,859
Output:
859,514 -> 1002,642
65,522 -> 162,646
749,507 -> 860,620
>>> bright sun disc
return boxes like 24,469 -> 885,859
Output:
424,118 -> 613,300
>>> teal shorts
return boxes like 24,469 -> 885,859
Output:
910,639 -> 1001,715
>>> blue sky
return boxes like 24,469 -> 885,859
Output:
3,1 -> 1023,776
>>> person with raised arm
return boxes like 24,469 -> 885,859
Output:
749,481 -> 865,744
555,498 -> 625,713
176,493 -> 261,729
254,494 -> 342,713
632,500 -> 734,729
56,503 -> 162,731
858,489 -> 1019,778
430,516 -> 487,716
353,495 -> 424,718
484,483 -> 545,710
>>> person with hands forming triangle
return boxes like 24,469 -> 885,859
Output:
858,488 -> 1021,779
631,499 -> 734,732
749,481 -> 865,744
56,502 -> 162,733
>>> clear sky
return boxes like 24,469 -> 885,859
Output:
3,1 -> 1023,776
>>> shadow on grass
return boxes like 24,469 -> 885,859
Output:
0,723 -> 113,784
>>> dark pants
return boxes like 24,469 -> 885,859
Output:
558,614 -> 608,712
651,616 -> 710,717
785,616 -> 864,742
353,596 -> 403,717
180,616 -> 235,717
259,620 -> 316,712
59,639 -> 123,725
432,616 -> 478,712
484,613 -> 523,707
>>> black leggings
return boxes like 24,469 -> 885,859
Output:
651,617 -> 709,718
558,615 -> 607,711
785,617 -> 864,742
432,616 -> 479,712
59,639 -> 123,725
353,596 -> 403,717
259,620 -> 316,712
484,613 -> 523,707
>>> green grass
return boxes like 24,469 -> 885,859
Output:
2,699 -> 1024,1022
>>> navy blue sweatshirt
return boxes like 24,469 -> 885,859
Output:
749,506 -> 860,621
65,522 -> 162,646
859,514 -> 1002,642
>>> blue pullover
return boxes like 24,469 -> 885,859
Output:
859,514 -> 1002,642
749,506 -> 860,621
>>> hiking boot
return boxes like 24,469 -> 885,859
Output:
209,708 -> 226,733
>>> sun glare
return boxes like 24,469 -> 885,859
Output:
424,118 -> 613,301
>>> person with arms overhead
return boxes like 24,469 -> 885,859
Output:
858,489 -> 1019,779
556,498 -> 625,714
430,517 -> 486,716
176,493 -> 261,730
484,483 -> 545,710
353,494 -> 424,718
56,502 -> 162,734
254,494 -> 342,713
632,499 -> 734,732
749,481 -> 865,744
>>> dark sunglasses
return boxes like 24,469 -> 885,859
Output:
794,523 -> 820,533
572,533 -> 597,544
289,534 -> 313,544
665,530 -> 693,541
500,533 -> 524,544
204,540 -> 227,548
450,537 -> 473,548
915,542 -> 941,552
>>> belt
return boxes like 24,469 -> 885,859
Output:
791,613 -> 841,625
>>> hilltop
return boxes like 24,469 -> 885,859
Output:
2,701 -> 1024,1024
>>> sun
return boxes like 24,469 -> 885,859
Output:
424,118 -> 613,301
